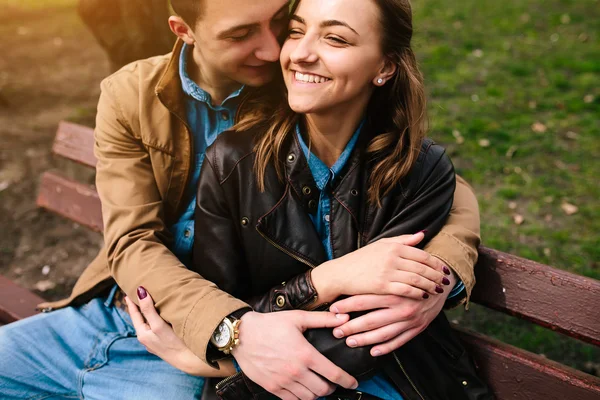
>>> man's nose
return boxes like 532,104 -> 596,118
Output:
255,30 -> 281,63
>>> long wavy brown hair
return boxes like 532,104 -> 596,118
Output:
235,0 -> 427,206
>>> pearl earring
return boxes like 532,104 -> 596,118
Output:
377,78 -> 384,84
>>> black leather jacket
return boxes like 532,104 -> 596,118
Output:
192,122 -> 493,400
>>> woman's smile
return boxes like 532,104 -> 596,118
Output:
292,70 -> 332,84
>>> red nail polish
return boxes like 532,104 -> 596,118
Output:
442,266 -> 451,275
137,286 -> 148,300
435,285 -> 444,294
422,292 -> 430,299
442,277 -> 451,286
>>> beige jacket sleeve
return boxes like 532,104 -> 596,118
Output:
424,175 -> 480,308
94,77 -> 248,365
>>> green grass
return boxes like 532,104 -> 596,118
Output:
413,0 -> 599,372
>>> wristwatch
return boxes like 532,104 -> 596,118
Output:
210,316 -> 242,355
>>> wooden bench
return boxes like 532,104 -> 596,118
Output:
1,121 -> 599,399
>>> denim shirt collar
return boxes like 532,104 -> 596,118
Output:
179,43 -> 244,107
295,119 -> 365,191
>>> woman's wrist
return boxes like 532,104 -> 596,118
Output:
310,259 -> 343,305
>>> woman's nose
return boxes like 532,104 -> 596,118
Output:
289,36 -> 318,64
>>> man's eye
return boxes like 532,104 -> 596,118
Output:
230,31 -> 252,41
288,29 -> 303,38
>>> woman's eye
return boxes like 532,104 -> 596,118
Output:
326,36 -> 348,45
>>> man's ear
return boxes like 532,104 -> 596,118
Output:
373,57 -> 398,86
168,16 -> 196,45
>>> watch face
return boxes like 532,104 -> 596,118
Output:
213,322 -> 232,348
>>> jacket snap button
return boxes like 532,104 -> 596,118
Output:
462,380 -> 468,386
350,189 -> 359,196
241,217 -> 249,226
276,295 -> 286,307
302,186 -> 312,196
308,200 -> 317,209
287,153 -> 296,162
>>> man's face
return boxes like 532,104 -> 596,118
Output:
190,0 -> 290,88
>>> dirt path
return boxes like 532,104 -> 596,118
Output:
0,3 -> 108,300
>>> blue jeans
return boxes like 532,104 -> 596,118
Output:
0,287 -> 205,399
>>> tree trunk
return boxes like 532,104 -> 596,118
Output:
78,0 -> 176,72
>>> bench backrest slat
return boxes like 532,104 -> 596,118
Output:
52,121 -> 97,168
0,275 -> 45,324
471,247 -> 600,346
457,326 -> 600,400
36,171 -> 103,232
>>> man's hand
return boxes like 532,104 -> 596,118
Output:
329,274 -> 453,356
232,311 -> 359,400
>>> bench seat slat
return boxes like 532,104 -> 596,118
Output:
456,327 -> 600,400
52,121 -> 97,168
471,247 -> 600,346
36,171 -> 103,232
0,275 -> 45,324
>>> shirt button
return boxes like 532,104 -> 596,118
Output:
324,214 -> 330,222
221,111 -> 229,121
184,229 -> 191,238
308,200 -> 317,210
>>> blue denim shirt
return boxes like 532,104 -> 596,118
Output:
296,122 -> 403,400
168,43 -> 244,267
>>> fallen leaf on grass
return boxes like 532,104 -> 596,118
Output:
508,201 -> 518,210
584,94 -> 595,104
506,146 -> 518,159
532,122 -> 547,133
544,248 -> 551,256
561,203 -> 578,215
513,214 -> 525,225
565,131 -> 578,140
478,139 -> 490,147
35,280 -> 56,292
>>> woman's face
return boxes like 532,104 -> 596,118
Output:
280,0 -> 387,116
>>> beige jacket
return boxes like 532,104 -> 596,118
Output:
39,40 -> 480,363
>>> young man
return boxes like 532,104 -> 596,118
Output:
0,1 -> 480,399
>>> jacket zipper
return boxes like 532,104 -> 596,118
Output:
256,229 -> 316,269
393,352 -> 425,400
215,371 -> 242,390
256,229 -> 320,309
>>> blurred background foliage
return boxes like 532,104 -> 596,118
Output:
0,0 -> 598,376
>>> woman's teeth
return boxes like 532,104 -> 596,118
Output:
295,71 -> 331,83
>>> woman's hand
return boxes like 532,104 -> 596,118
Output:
125,289 -> 235,377
311,232 -> 451,302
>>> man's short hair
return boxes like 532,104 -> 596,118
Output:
170,0 -> 203,25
